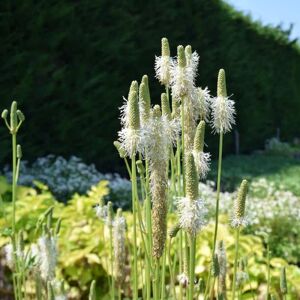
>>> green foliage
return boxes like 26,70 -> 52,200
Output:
1,179 -> 300,298
0,0 -> 299,169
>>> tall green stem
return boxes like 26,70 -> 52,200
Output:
232,229 -> 240,300
212,133 -> 223,254
109,223 -> 115,300
131,155 -> 138,300
188,235 -> 196,300
266,243 -> 270,300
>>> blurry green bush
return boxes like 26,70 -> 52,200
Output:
0,0 -> 300,170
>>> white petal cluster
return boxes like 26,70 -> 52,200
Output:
95,204 -> 108,220
197,87 -> 211,121
177,197 -> 207,236
155,56 -> 173,86
236,271 -> 249,287
186,51 -> 199,81
217,243 -> 227,278
4,244 -> 15,270
177,273 -> 189,287
192,150 -> 211,179
231,215 -> 248,228
118,127 -> 143,157
210,96 -> 235,134
37,235 -> 57,281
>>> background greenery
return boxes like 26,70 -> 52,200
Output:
0,0 -> 299,171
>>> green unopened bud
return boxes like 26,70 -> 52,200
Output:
169,223 -> 180,238
177,45 -> 186,68
217,69 -> 227,98
198,278 -> 205,293
139,81 -> 151,123
185,45 -> 192,61
161,37 -> 170,57
211,254 -> 220,277
172,98 -> 180,119
128,91 -> 140,130
55,218 -> 62,235
89,280 -> 96,300
16,110 -> 25,122
185,153 -> 199,200
234,180 -> 248,220
141,75 -> 151,102
1,109 -> 8,119
152,105 -> 162,118
113,141 -> 126,158
10,101 -> 18,132
128,80 -> 139,100
136,160 -> 145,175
280,267 -> 287,295
17,145 -> 22,159
161,93 -> 171,120
239,257 -> 247,271
116,208 -> 123,218
107,201 -> 113,226
194,121 -> 206,152
47,281 -> 55,300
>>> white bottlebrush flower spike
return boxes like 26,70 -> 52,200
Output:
177,197 -> 207,236
197,87 -> 211,121
231,215 -> 248,228
192,150 -> 211,179
4,244 -> 15,270
185,46 -> 199,83
210,95 -> 235,134
94,204 -> 108,220
37,235 -> 57,281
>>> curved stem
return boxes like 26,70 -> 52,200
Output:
188,235 -> 196,300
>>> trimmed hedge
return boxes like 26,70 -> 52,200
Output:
0,0 -> 299,171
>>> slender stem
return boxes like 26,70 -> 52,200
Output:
109,223 -> 115,300
168,239 -> 177,300
154,259 -> 161,300
160,248 -> 167,300
232,228 -> 240,300
181,98 -> 186,194
188,235 -> 196,300
266,243 -> 270,300
131,155 -> 138,300
212,132 -> 224,254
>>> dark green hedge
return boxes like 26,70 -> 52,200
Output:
0,0 -> 299,171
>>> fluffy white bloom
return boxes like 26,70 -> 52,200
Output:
55,296 -> 67,300
143,114 -> 179,163
177,197 -> 207,235
197,87 -> 211,121
170,60 -> 195,100
177,273 -> 189,286
231,215 -> 248,228
236,271 -> 249,287
4,244 -> 15,269
38,236 -> 57,281
210,96 -> 235,134
186,51 -> 199,82
155,56 -> 173,86
118,127 -> 143,157
94,204 -> 108,220
192,150 -> 211,179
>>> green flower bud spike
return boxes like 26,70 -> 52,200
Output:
217,69 -> 227,98
17,145 -> 22,159
113,141 -> 126,158
169,223 -> 181,238
16,110 -> 25,122
161,37 -> 170,57
211,253 -> 220,277
128,90 -> 140,130
280,267 -> 287,295
234,180 -> 248,221
136,160 -> 145,175
128,80 -> 139,100
107,201 -> 113,226
177,45 -> 186,68
185,153 -> 199,201
1,109 -> 8,120
185,45 -> 192,61
139,81 -> 151,123
194,121 -> 206,152
152,105 -> 162,118
172,97 -> 180,119
10,101 -> 18,133
161,93 -> 171,120
141,75 -> 151,104
89,280 -> 96,300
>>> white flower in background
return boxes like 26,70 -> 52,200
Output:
38,235 -> 57,281
94,204 -> 108,220
177,197 -> 207,236
211,69 -> 235,134
236,271 -> 249,287
4,244 -> 15,270
177,273 -> 189,287
155,38 -> 173,86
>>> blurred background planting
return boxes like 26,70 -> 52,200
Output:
0,0 -> 300,171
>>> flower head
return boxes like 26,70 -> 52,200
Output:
155,38 -> 173,86
139,75 -> 151,125
210,69 -> 235,134
197,87 -> 211,121
231,180 -> 249,228
185,45 -> 199,83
